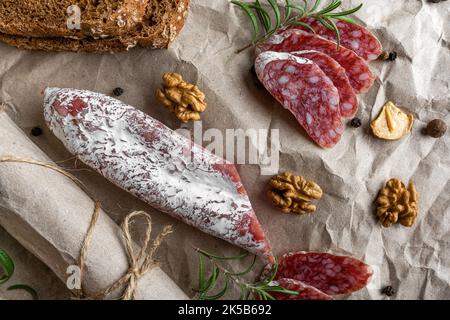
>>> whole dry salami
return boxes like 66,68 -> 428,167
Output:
269,278 -> 332,300
294,18 -> 383,61
272,252 -> 373,296
256,29 -> 375,94
292,50 -> 358,118
255,51 -> 344,149
43,87 -> 273,260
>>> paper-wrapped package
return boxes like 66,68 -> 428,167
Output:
0,110 -> 188,300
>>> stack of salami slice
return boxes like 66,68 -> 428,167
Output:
255,20 -> 382,148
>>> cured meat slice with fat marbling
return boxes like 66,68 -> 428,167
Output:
292,50 -> 358,118
43,87 -> 273,261
269,278 -> 332,300
255,51 -> 344,149
256,29 -> 375,94
293,18 -> 383,61
265,252 -> 373,296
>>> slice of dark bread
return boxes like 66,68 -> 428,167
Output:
0,0 -> 190,53
0,0 -> 148,39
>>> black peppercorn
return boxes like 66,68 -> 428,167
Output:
113,87 -> 124,96
382,286 -> 395,297
379,51 -> 398,61
350,117 -> 362,128
388,52 -> 398,61
424,119 -> 447,138
31,127 -> 43,136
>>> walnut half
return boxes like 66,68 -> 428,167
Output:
376,178 -> 419,228
267,172 -> 323,215
155,73 -> 207,123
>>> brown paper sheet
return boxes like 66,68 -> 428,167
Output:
0,111 -> 188,300
0,0 -> 449,299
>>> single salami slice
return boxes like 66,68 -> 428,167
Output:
292,50 -> 358,118
256,29 -> 375,94
270,278 -> 332,300
270,252 -> 373,296
255,51 -> 344,149
295,18 -> 383,61
43,88 -> 273,261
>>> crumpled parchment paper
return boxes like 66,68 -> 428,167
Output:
0,0 -> 449,299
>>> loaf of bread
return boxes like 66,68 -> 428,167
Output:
0,0 -> 190,52
0,0 -> 148,38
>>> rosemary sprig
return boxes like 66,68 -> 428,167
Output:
0,248 -> 38,300
194,248 -> 298,300
231,0 -> 363,52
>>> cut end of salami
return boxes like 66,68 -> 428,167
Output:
270,278 -> 332,300
257,29 -> 375,94
255,52 -> 344,148
43,87 -> 274,261
297,18 -> 383,61
292,50 -> 358,118
265,251 -> 373,296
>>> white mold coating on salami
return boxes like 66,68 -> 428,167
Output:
255,52 -> 344,148
43,88 -> 272,258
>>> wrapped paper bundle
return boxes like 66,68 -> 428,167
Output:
0,110 -> 188,300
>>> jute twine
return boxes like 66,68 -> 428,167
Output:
0,156 -> 173,300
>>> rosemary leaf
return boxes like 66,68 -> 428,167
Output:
267,0 -> 282,31
327,3 -> 363,17
7,284 -> 39,300
310,0 -> 322,12
290,21 -> 316,33
0,249 -> 14,285
198,254 -> 205,291
231,1 -> 260,40
203,279 -> 229,300
284,0 -> 293,22
227,254 -> 257,276
301,0 -> 309,11
250,1 -> 272,32
323,17 -> 341,48
197,249 -> 249,261
286,4 -> 306,17
316,16 -> 334,30
240,286 -> 248,300
200,266 -> 220,297
314,0 -> 342,16
334,15 -> 357,24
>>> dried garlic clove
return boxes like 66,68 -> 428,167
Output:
371,101 -> 414,140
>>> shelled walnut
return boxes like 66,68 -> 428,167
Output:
376,178 -> 419,227
267,172 -> 323,215
155,73 -> 207,123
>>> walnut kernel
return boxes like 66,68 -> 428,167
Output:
155,73 -> 207,123
376,178 -> 419,228
267,172 -> 323,215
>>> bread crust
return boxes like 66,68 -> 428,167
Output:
0,0 -> 148,39
0,0 -> 190,53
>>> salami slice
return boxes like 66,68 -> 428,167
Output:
255,51 -> 344,149
271,252 -> 373,296
292,50 -> 358,118
43,88 -> 274,261
270,278 -> 332,300
256,29 -> 375,94
295,18 -> 383,61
